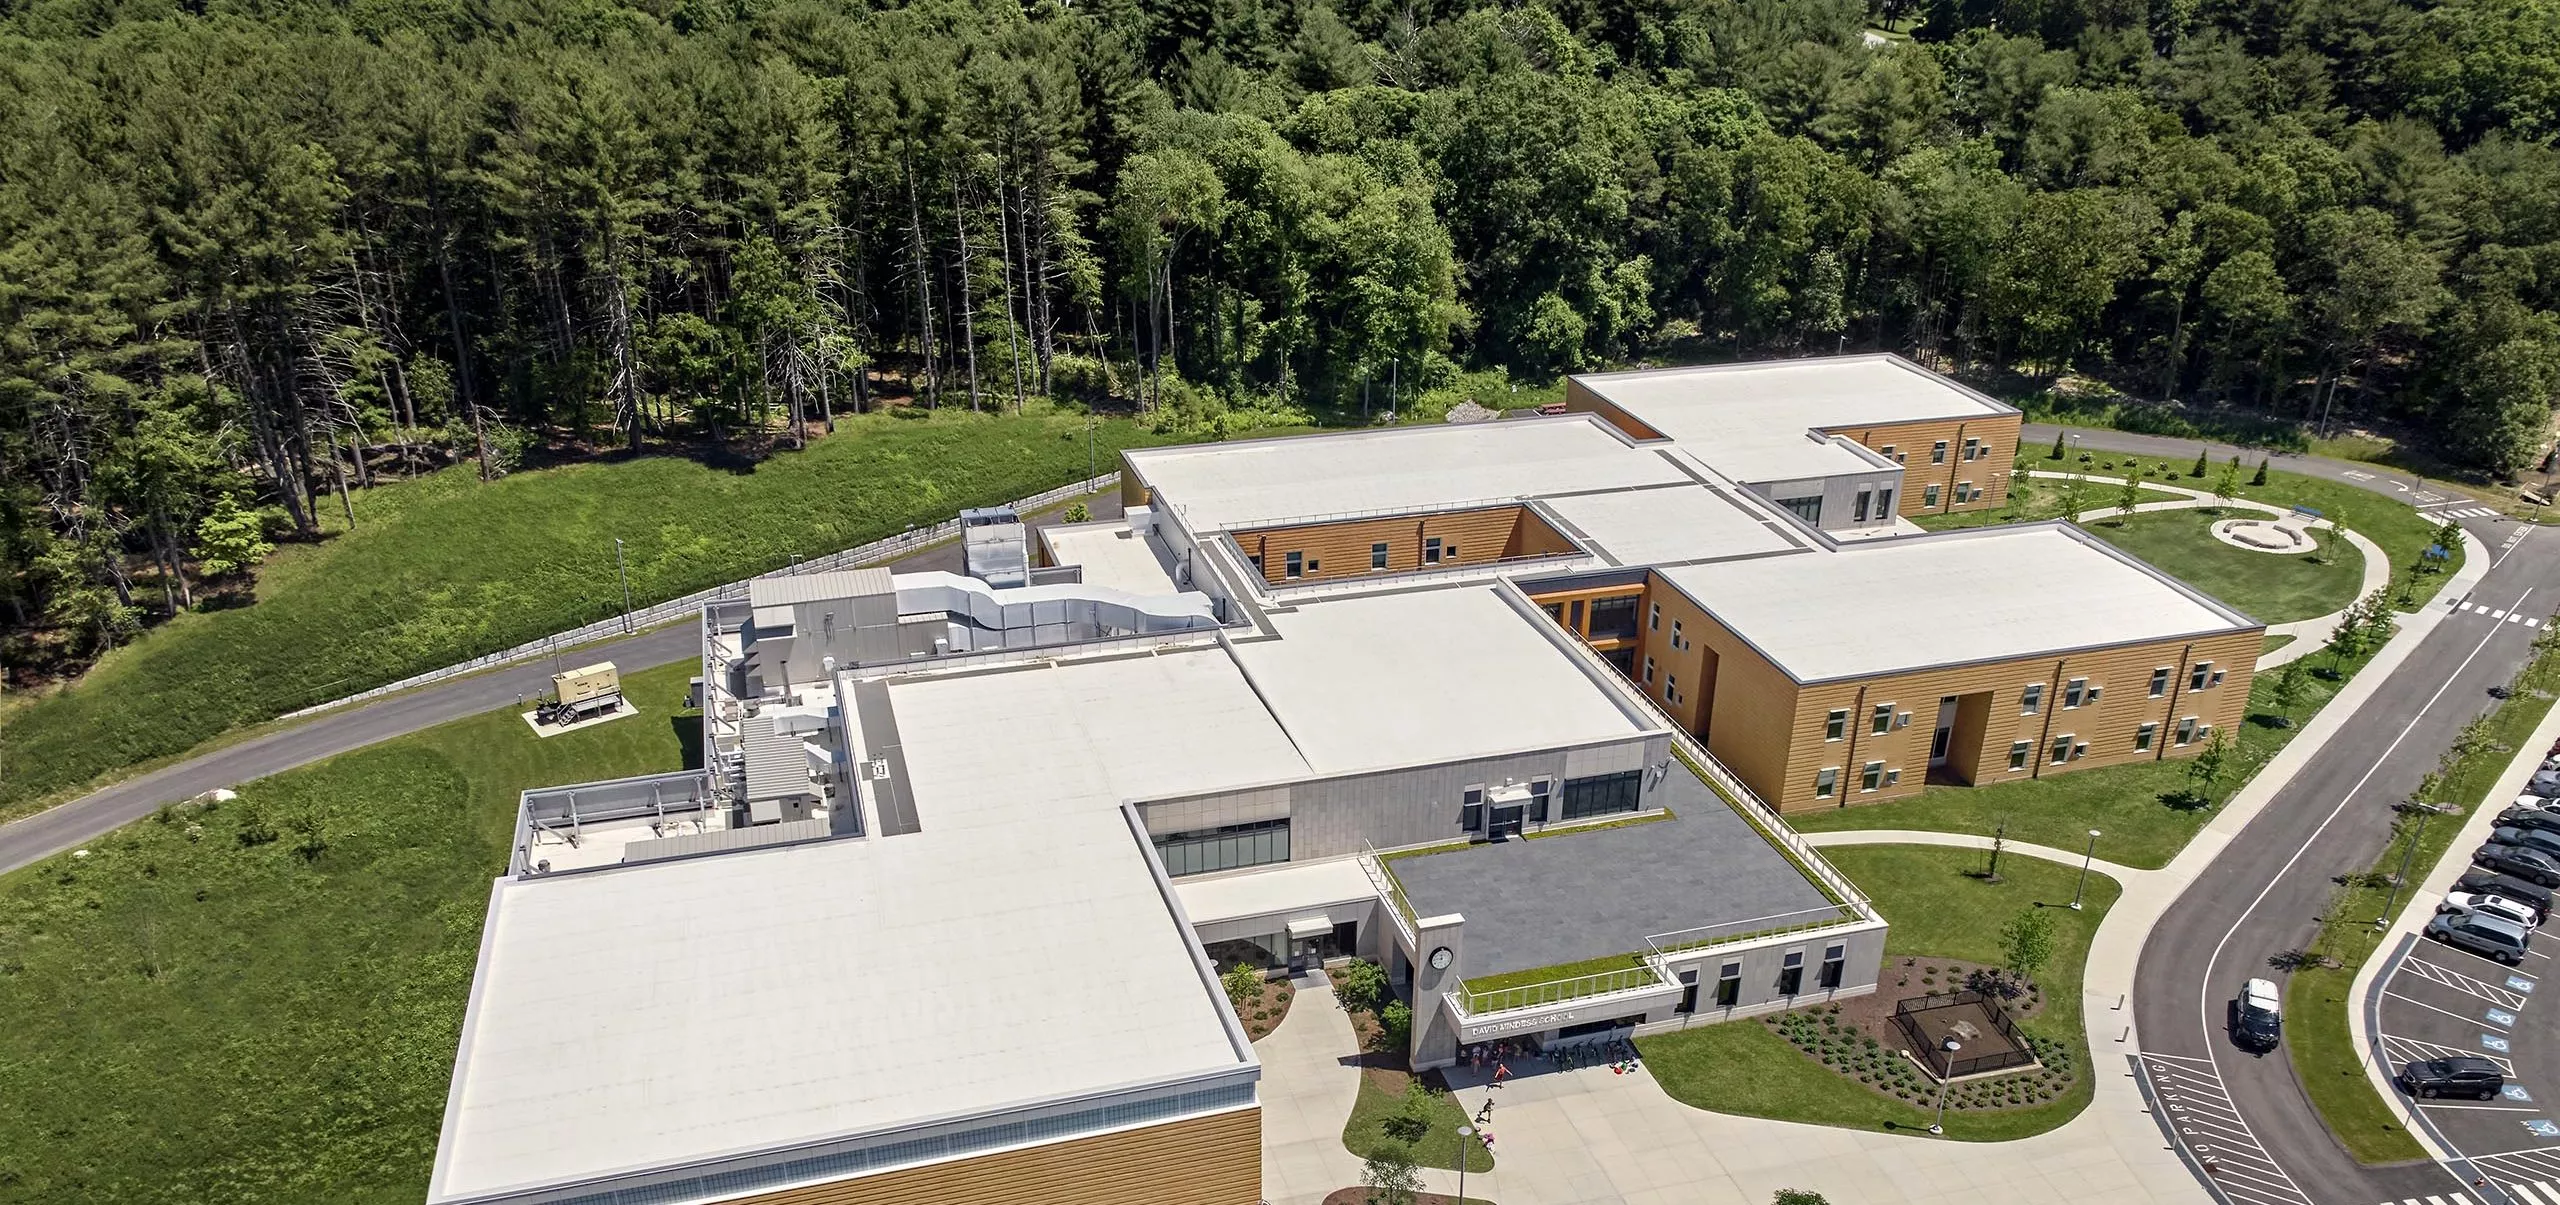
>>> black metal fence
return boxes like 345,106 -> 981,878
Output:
1893,989 -> 2037,1079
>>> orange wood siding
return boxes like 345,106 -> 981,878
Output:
1120,454 -> 1153,510
1562,379 -> 1666,441
1832,415 -> 2023,517
1641,575 -> 1794,786
725,1107 -> 1261,1205
1764,626 -> 2262,812
1237,505 -> 1570,585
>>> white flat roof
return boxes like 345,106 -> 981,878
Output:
1173,858 -> 1380,929
1039,521 -> 1183,596
1541,484 -> 1806,565
1576,356 -> 2012,484
434,650 -> 1298,1203
1232,586 -> 1652,772
1125,418 -> 1690,534
1657,525 -> 2256,682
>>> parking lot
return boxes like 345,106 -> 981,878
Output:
2373,924 -> 2560,1205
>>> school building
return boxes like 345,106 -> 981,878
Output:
428,354 -> 2257,1205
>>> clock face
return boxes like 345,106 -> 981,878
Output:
1428,946 -> 1453,971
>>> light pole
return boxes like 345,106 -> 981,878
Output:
2072,829 -> 2101,910
1928,1037 -> 1962,1134
1455,1124 -> 1474,1202
613,538 -> 633,633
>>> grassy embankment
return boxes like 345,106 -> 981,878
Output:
0,660 -> 698,1204
0,407 -> 1162,824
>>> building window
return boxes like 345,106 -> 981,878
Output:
1931,440 -> 1948,464
1716,961 -> 1742,1007
1459,786 -> 1484,831
1446,543 -> 1459,559
1649,602 -> 1660,630
1568,599 -> 1585,632
1248,554 -> 1262,571
2149,667 -> 2171,698
1861,761 -> 1885,792
1778,495 -> 1823,524
1880,444 -> 1900,461
1670,620 -> 1687,650
1957,481 -> 1977,503
2176,717 -> 2200,746
1854,488 -> 1873,523
2008,740 -> 2032,771
1872,703 -> 1894,735
1370,542 -> 1389,570
1826,709 -> 1848,741
1528,778 -> 1553,823
1543,601 -> 1564,623
1923,483 -> 1942,508
1589,595 -> 1639,640
2191,661 -> 2215,691
1424,537 -> 1443,564
1778,950 -> 1805,996
1152,819 -> 1290,877
1819,943 -> 1846,989
2063,678 -> 2087,709
2020,683 -> 2043,715
1815,767 -> 1839,798
1877,487 -> 1895,515
1665,675 -> 1681,705
2136,722 -> 2157,752
1962,436 -> 1982,461
1284,551 -> 1303,579
1643,655 -> 1657,683
1560,770 -> 1643,820
2050,734 -> 2074,765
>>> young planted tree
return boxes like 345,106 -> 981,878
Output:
2185,727 -> 2231,805
2213,456 -> 2242,508
1999,906 -> 2056,989
2113,476 -> 2141,524
1360,1144 -> 1421,1205
2268,660 -> 2306,726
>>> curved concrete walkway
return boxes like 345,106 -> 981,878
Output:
2028,471 -> 2393,670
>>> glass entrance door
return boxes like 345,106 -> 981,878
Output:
1490,804 -> 1525,839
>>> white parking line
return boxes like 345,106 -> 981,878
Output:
2388,989 -> 2513,1028
2139,1053 -> 2315,1204
2402,958 -> 2536,1009
2385,1034 -> 2516,1075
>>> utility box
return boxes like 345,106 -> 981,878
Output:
553,662 -> 622,706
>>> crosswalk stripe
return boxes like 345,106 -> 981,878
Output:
2531,618 -> 2544,628
2513,613 -> 2529,624
2527,1183 -> 2560,1205
2463,602 -> 2478,612
2494,611 -> 2511,620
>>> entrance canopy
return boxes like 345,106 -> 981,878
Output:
1286,916 -> 1334,941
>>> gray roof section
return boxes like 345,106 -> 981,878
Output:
748,567 -> 893,609
849,678 -> 921,836
1391,764 -> 1842,979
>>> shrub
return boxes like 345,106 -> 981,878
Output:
1221,962 -> 1262,1008
1334,959 -> 1388,1015
1379,1000 -> 1413,1052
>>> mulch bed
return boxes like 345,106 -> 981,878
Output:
1235,974 -> 1296,1042
1765,957 -> 2079,1113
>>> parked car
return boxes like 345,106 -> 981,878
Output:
2400,1056 -> 2507,1100
2497,805 -> 2560,834
2532,769 -> 2560,795
2233,978 -> 2283,1051
2493,826 -> 2560,858
2426,910 -> 2534,964
2439,892 -> 2542,929
2515,794 -> 2555,813
2456,871 -> 2557,919
2477,843 -> 2560,887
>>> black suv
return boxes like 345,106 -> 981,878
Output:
2399,1057 -> 2506,1100
2492,826 -> 2560,858
2497,806 -> 2560,836
2476,842 -> 2560,887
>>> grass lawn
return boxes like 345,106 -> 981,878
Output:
1908,473 -> 2184,531
2028,455 -> 2464,608
2286,630 -> 2560,1164
1342,1072 -> 1494,1174
1643,844 -> 2119,1140
0,406 -> 1168,822
0,660 -> 699,1204
2086,509 -> 2362,624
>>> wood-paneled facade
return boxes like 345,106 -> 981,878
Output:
1832,416 -> 2021,518
725,1107 -> 1261,1205
1233,505 -> 1577,586
1527,572 -> 2261,813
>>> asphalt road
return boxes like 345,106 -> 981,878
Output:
2099,424 -> 2560,1205
0,489 -> 1124,877
2021,422 -> 2525,519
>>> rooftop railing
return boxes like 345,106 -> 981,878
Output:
1645,904 -> 1866,963
1451,962 -> 1674,1017
1357,843 -> 1422,951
